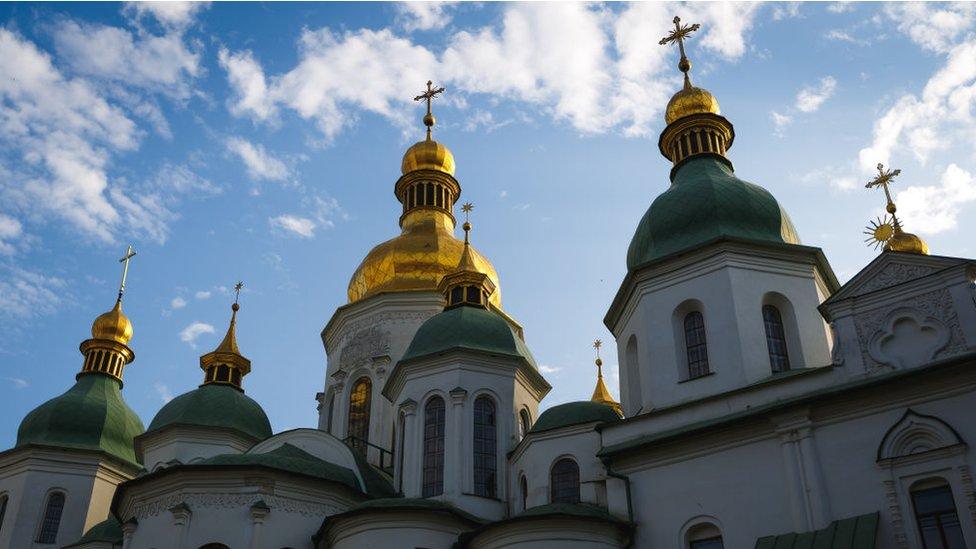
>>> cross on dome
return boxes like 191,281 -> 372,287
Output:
414,80 -> 445,140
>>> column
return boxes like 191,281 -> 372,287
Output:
168,503 -> 192,549
449,388 -> 468,497
399,399 -> 418,496
248,500 -> 271,549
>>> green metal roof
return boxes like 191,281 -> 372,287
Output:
401,305 -> 536,367
627,156 -> 800,270
755,512 -> 879,549
147,383 -> 272,441
63,516 -> 123,547
531,401 -> 620,433
455,503 -> 631,547
16,374 -> 144,467
201,443 -> 361,491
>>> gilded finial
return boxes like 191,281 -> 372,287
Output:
864,164 -> 929,255
593,339 -> 603,375
461,202 -> 473,241
233,281 -> 243,312
202,280 -> 252,390
660,16 -> 701,88
414,80 -> 445,141
116,245 -> 137,303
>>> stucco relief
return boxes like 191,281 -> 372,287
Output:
131,493 -> 343,519
337,311 -> 436,343
854,288 -> 966,372
868,308 -> 950,370
856,263 -> 938,295
882,479 -> 910,548
339,326 -> 391,371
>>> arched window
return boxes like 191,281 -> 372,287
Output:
422,396 -> 446,497
473,396 -> 497,498
687,522 -> 724,549
36,491 -> 65,543
518,409 -> 531,442
911,483 -> 965,548
684,311 -> 709,378
0,494 -> 7,534
199,544 -> 231,549
625,334 -> 642,414
763,305 -> 791,372
550,458 -> 580,504
520,475 -> 528,511
347,377 -> 372,453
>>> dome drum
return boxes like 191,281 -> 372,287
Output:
658,113 -> 735,168
395,169 -> 461,228
79,338 -> 134,384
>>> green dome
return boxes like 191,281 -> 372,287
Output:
401,306 -> 536,367
17,374 -> 145,467
627,157 -> 800,270
64,516 -> 122,547
147,384 -> 271,441
531,401 -> 620,433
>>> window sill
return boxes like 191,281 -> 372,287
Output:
678,371 -> 715,384
461,492 -> 503,502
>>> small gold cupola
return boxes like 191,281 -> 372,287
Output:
658,16 -> 735,168
589,340 -> 622,417
397,80 -> 461,226
79,245 -> 138,384
438,203 -> 496,309
863,163 -> 929,255
200,282 -> 252,391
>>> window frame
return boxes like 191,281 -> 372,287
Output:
473,395 -> 497,498
422,396 -> 446,497
549,457 -> 580,504
36,490 -> 66,544
346,377 -> 372,454
683,311 -> 710,379
911,483 -> 966,549
762,304 -> 791,373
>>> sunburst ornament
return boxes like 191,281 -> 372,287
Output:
864,215 -> 897,250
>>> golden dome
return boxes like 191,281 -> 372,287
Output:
665,84 -> 721,125
886,230 -> 930,255
91,300 -> 133,345
348,209 -> 501,307
401,139 -> 455,176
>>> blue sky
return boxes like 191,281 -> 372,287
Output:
2,2 -> 975,447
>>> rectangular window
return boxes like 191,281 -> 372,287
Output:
912,485 -> 967,549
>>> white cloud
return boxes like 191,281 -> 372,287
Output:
154,381 -> 174,403
53,18 -> 201,98
895,163 -> 976,234
858,35 -> 976,171
179,321 -> 214,347
0,266 -> 66,322
827,2 -> 854,14
226,137 -> 289,181
0,214 -> 23,255
539,364 -> 561,375
499,190 -> 508,199
884,3 -> 974,53
269,215 -> 316,238
772,2 -> 802,21
825,29 -> 867,45
125,1 -> 210,30
195,290 -> 212,300
397,1 -> 458,32
170,296 -> 187,309
770,111 -> 793,134
6,377 -> 28,389
795,76 -> 837,113
220,3 -> 762,139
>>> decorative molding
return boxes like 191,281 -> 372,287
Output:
868,308 -> 950,370
856,263 -> 938,295
132,493 -> 342,520
882,479 -> 910,548
829,323 -> 845,366
877,409 -> 965,462
960,465 -> 976,528
854,288 -> 966,372
339,326 -> 391,372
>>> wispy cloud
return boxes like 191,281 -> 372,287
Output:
770,111 -> 793,135
170,296 -> 187,309
6,377 -> 28,389
269,215 -> 316,238
396,1 -> 458,32
795,76 -> 837,113
226,137 -> 290,182
0,266 -> 66,323
895,163 -> 976,234
154,381 -> 174,403
179,321 -> 214,348
539,364 -> 561,375
195,290 -> 211,300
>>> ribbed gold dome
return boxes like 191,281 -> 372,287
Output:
401,139 -> 455,176
91,300 -> 133,345
665,85 -> 721,125
886,231 -> 929,255
347,210 -> 501,307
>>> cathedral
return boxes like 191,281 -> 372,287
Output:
2,17 -> 975,549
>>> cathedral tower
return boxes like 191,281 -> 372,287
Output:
605,18 -> 838,416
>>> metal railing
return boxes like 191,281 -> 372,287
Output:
342,436 -> 394,472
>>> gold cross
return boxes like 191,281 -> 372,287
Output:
659,16 -> 701,73
233,281 -> 244,304
117,245 -> 136,301
866,163 -> 901,210
414,80 -> 445,117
